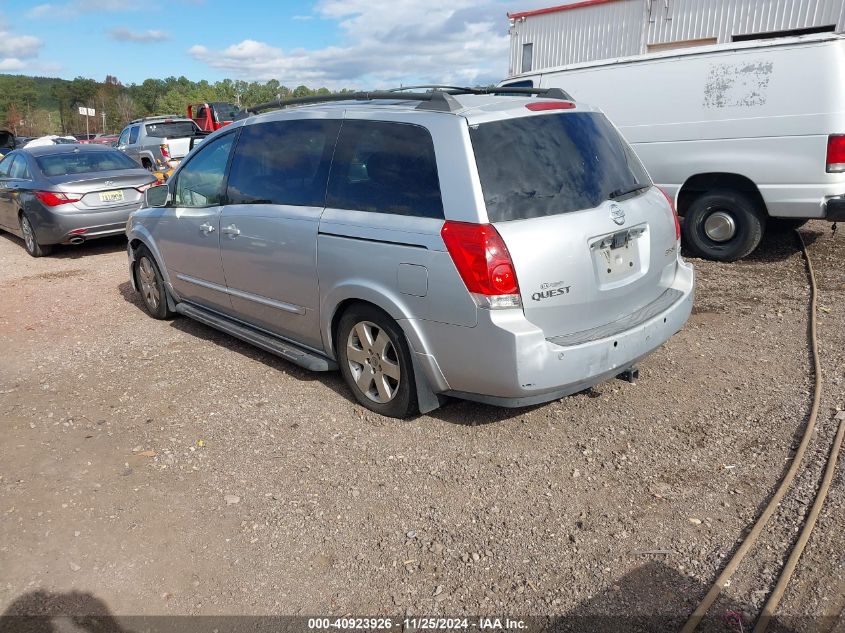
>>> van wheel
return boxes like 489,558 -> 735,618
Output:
682,190 -> 765,262
19,213 -> 53,257
337,305 -> 418,419
134,246 -> 173,319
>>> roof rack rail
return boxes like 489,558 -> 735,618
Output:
389,84 -> 575,100
242,86 -> 573,116
244,91 -> 462,115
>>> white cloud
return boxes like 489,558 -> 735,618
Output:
188,1 -> 516,88
0,57 -> 26,71
0,28 -> 43,72
0,33 -> 42,59
26,0 -> 144,19
107,27 -> 170,42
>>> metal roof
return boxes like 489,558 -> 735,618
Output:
508,0 -> 622,20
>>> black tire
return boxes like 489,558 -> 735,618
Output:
134,245 -> 173,319
682,189 -> 765,262
768,218 -> 809,234
19,212 -> 53,257
337,304 -> 418,419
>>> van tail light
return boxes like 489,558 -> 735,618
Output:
658,187 -> 681,241
440,221 -> 521,309
35,191 -> 81,207
826,135 -> 845,172
159,143 -> 171,160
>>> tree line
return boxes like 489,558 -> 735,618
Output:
0,74 -> 342,137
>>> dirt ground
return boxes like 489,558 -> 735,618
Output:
0,224 -> 843,632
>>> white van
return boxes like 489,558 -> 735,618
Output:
502,33 -> 845,260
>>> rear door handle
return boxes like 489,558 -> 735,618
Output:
221,224 -> 240,237
199,222 -> 215,234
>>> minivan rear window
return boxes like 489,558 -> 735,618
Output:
469,112 -> 650,222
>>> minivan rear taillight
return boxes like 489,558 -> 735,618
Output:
826,135 -> 845,172
441,221 -> 521,309
658,187 -> 681,241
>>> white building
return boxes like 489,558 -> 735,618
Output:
508,0 -> 845,76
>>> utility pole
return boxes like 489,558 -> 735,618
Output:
101,111 -> 106,134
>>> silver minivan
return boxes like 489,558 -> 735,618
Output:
126,87 -> 694,418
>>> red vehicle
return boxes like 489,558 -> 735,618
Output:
187,102 -> 238,132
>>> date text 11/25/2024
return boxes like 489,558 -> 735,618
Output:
307,617 -> 528,630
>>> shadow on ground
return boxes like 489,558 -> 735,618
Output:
2,561 -> 822,632
0,233 -> 127,260
116,279 -> 532,426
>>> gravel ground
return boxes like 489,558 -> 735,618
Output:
0,224 -> 842,632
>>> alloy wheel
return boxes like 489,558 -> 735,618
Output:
138,256 -> 160,311
20,216 -> 36,254
345,320 -> 401,403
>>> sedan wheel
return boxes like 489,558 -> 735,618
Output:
19,213 -> 52,257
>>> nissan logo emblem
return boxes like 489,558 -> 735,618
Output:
610,203 -> 625,226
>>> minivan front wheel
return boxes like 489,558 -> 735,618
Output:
337,305 -> 417,419
134,246 -> 173,319
682,190 -> 765,262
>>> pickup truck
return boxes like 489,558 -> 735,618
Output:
188,102 -> 238,132
116,116 -> 207,173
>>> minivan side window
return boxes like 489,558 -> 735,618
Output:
226,119 -> 341,207
327,120 -> 444,219
173,132 -> 236,208
128,126 -> 140,144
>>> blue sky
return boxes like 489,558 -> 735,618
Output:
1,0 -> 554,88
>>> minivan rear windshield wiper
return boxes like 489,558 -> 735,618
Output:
608,183 -> 650,200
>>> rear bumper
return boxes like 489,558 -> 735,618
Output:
417,259 -> 694,407
29,204 -> 140,244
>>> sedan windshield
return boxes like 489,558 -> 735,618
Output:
36,150 -> 141,177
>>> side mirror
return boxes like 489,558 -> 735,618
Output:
145,184 -> 170,208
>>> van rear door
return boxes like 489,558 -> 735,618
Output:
468,110 -> 681,340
